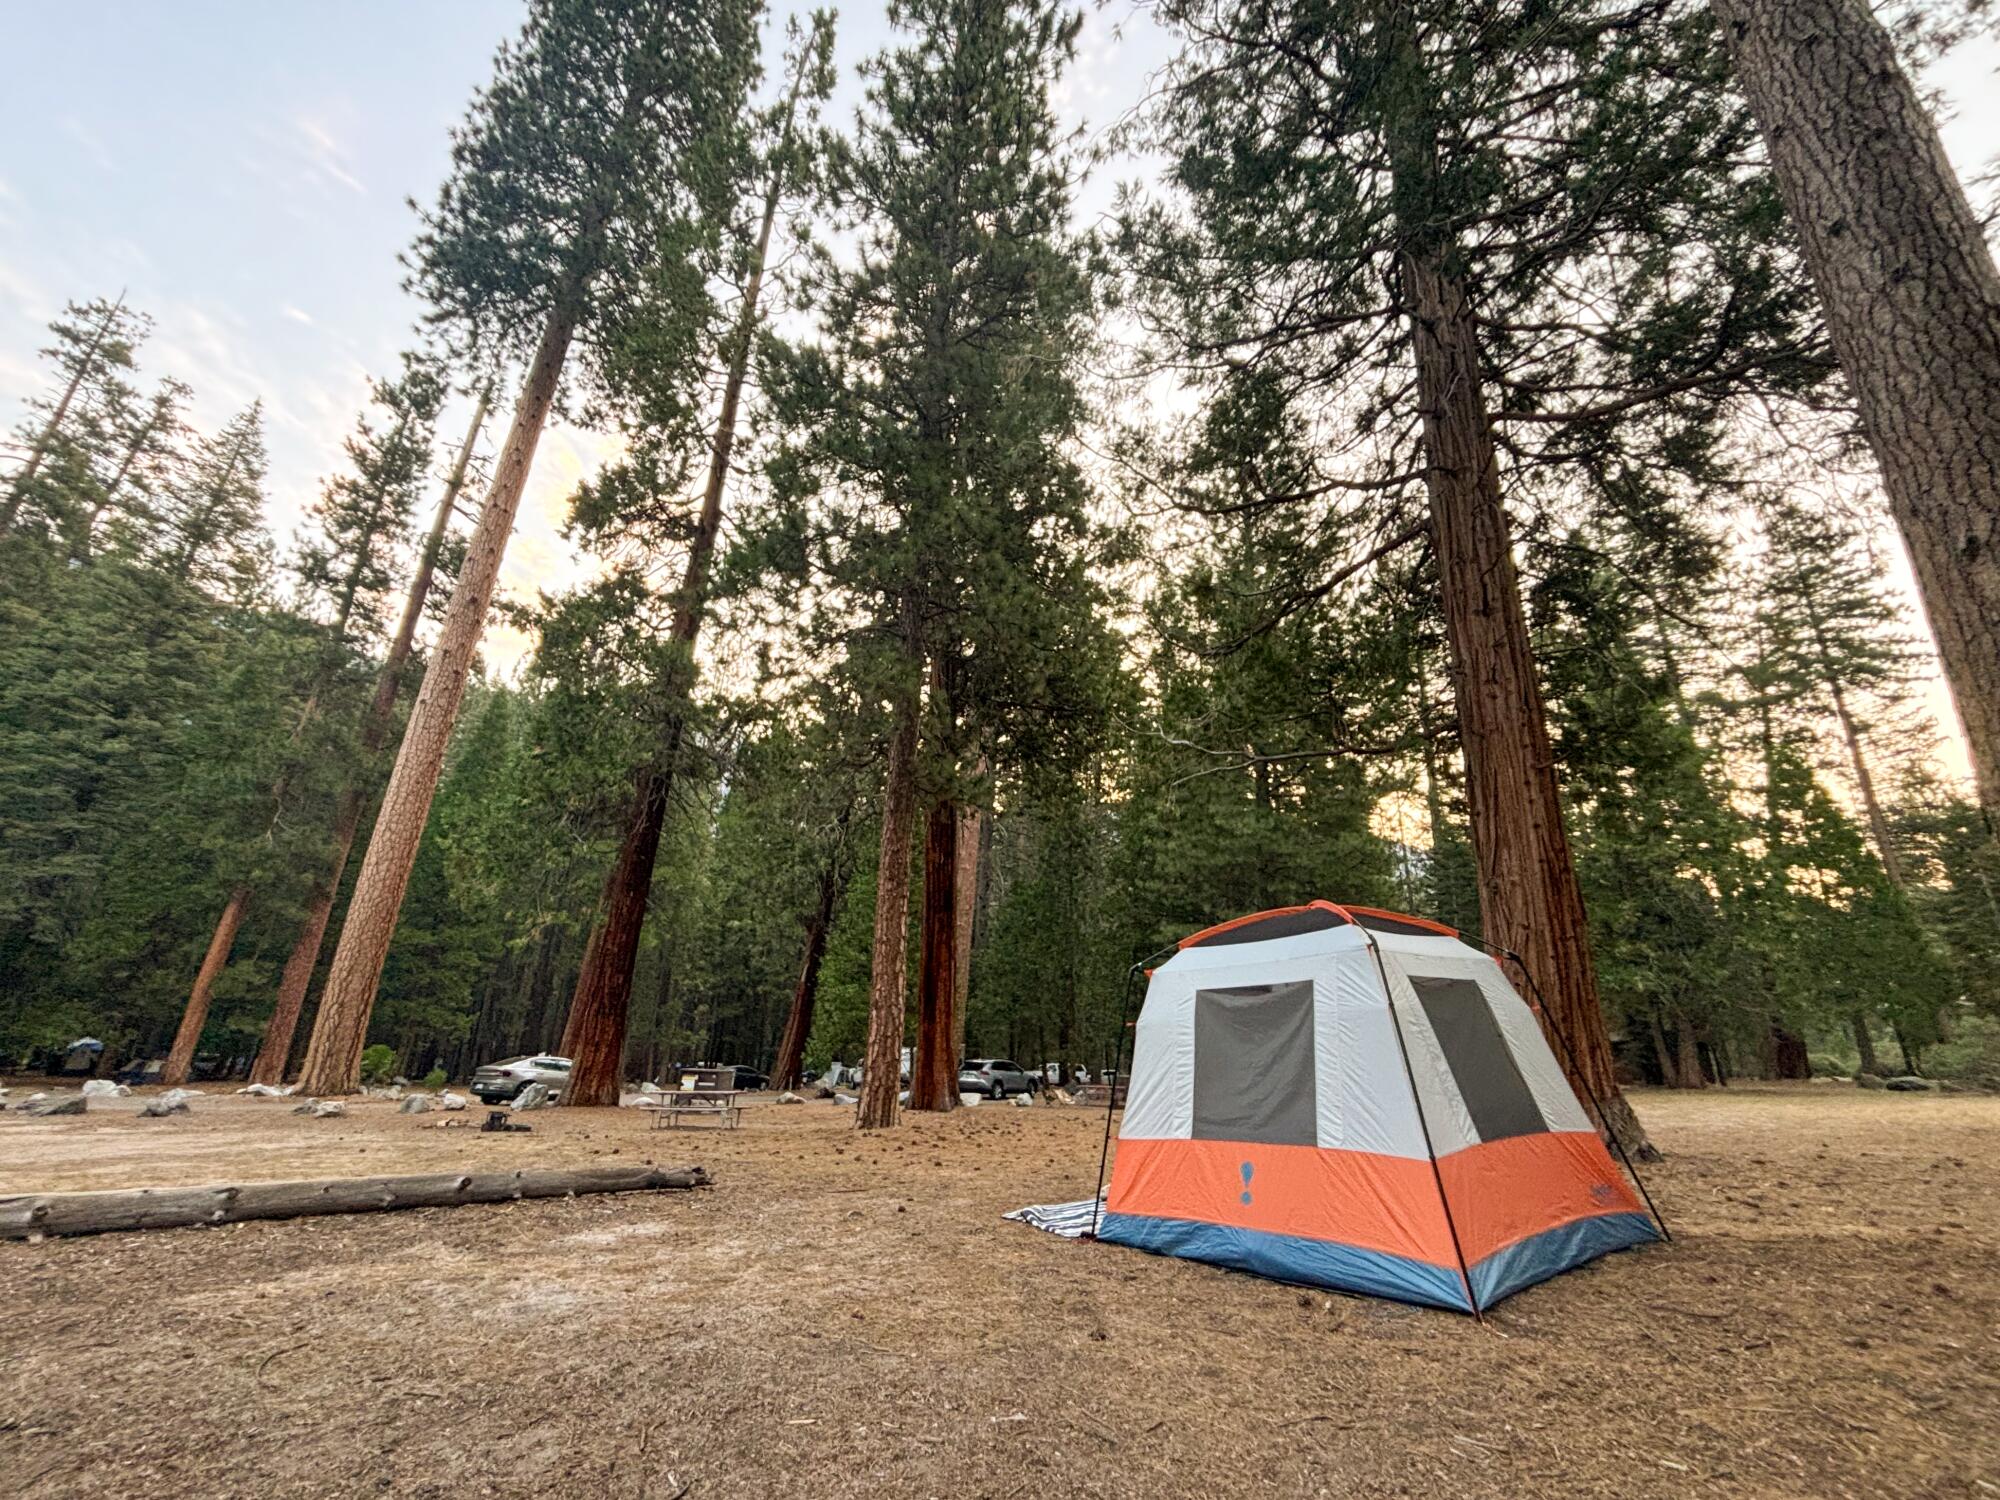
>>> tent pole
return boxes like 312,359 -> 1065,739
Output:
1464,934 -> 1672,1243
1358,928 -> 1483,1319
1090,944 -> 1176,1239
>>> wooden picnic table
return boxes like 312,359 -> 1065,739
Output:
649,1088 -> 744,1130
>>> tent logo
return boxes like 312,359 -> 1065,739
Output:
1239,1161 -> 1254,1205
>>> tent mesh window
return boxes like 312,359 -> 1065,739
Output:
1192,981 -> 1318,1146
1408,975 -> 1547,1143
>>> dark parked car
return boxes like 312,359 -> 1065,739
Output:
958,1059 -> 1038,1099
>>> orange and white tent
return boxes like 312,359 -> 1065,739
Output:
1097,901 -> 1660,1312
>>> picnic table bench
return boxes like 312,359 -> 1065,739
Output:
649,1087 -> 744,1129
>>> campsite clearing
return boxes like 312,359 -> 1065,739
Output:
1,1083 -> 1994,1498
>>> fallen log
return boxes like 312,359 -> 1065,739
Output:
0,1164 -> 709,1240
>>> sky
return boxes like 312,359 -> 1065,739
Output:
0,3 -> 1993,774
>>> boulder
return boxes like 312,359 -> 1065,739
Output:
140,1096 -> 190,1117
776,1091 -> 805,1105
398,1093 -> 434,1114
1854,1073 -> 1886,1090
292,1099 -> 346,1118
81,1079 -> 129,1098
436,1090 -> 469,1111
510,1083 -> 553,1112
1885,1075 -> 1937,1092
237,1082 -> 294,1097
25,1094 -> 87,1116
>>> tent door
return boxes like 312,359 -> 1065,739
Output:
1192,981 -> 1317,1146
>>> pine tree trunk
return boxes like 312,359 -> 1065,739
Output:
250,386 -> 490,1087
1397,245 -> 1656,1159
297,307 -> 576,1095
1767,1020 -> 1810,1080
910,798 -> 959,1111
951,797 -> 983,1063
557,759 -> 674,1106
163,886 -> 249,1086
1850,1012 -> 1881,1076
1672,1011 -> 1706,1091
770,833 -> 848,1092
1647,1014 -> 1681,1088
857,681 -> 920,1130
1713,0 -> 2000,827
553,129 -> 795,1105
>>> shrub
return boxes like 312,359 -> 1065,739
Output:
358,1044 -> 399,1086
421,1066 -> 448,1090
1807,1053 -> 1850,1078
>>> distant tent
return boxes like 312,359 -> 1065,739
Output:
1098,901 -> 1661,1313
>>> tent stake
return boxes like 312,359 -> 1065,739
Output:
1464,935 -> 1672,1243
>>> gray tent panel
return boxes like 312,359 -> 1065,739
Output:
1410,975 -> 1547,1143
1192,981 -> 1318,1146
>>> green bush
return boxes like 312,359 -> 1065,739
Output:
421,1066 -> 448,1090
1926,1014 -> 2000,1091
1807,1053 -> 1850,1078
358,1044 -> 399,1086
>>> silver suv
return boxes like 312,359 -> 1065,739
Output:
958,1059 -> 1038,1099
470,1054 -> 572,1103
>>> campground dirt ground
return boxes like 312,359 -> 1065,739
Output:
0,1083 -> 1994,1499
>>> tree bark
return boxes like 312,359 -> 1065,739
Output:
161,886 -> 249,1086
249,386 -> 490,1086
770,842 -> 847,1093
857,681 -> 920,1130
909,798 -> 959,1111
1672,1011 -> 1706,1091
951,794 -> 984,1062
0,1166 -> 707,1241
1850,1011 -> 1881,1075
557,757 -> 675,1105
1397,244 -> 1655,1158
1713,0 -> 2000,827
1767,1019 -> 1810,1080
297,308 -> 575,1095
1648,1013 -> 1681,1088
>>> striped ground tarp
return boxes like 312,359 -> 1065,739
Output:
1003,1196 -> 1104,1240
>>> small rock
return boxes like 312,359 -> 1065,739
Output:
1011,1092 -> 1034,1108
25,1094 -> 86,1116
1854,1073 -> 1886,1090
236,1082 -> 294,1097
777,1091 -> 805,1105
140,1096 -> 190,1117
81,1079 -> 128,1097
1885,1075 -> 1937,1092
398,1093 -> 434,1114
292,1099 -> 346,1118
436,1090 -> 469,1110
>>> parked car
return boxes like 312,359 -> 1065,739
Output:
470,1054 -> 573,1102
958,1059 -> 1039,1099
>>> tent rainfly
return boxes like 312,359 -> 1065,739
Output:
1096,901 -> 1661,1313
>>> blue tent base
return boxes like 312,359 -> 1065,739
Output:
1095,1210 -> 1659,1313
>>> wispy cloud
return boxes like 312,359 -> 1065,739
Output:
294,116 -> 364,196
59,115 -> 117,173
282,304 -> 314,326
